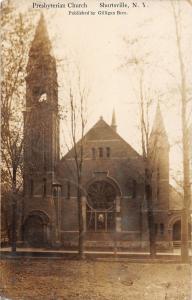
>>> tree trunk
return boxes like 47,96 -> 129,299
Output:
181,101 -> 190,262
172,1 -> 191,263
77,181 -> 84,259
145,169 -> 156,258
11,168 -> 17,253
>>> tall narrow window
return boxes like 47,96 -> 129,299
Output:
157,186 -> 160,200
99,147 -> 103,158
106,147 -> 110,158
157,167 -> 160,196
67,181 -> 71,199
42,128 -> 47,171
132,180 -> 137,198
160,223 -> 164,235
53,187 -> 57,197
155,223 -> 158,235
92,148 -> 96,160
30,179 -> 34,196
43,178 -> 47,197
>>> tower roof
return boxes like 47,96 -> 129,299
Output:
150,103 -> 169,145
29,14 -> 52,56
111,109 -> 116,127
111,108 -> 117,132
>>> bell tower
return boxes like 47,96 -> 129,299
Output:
148,104 -> 170,247
23,14 -> 60,246
24,14 -> 59,178
149,104 -> 169,210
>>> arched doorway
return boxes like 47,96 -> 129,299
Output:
172,219 -> 191,243
86,180 -> 117,232
173,220 -> 181,241
24,212 -> 49,247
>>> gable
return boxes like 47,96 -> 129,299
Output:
61,118 -> 142,161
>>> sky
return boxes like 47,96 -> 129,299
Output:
10,0 -> 192,185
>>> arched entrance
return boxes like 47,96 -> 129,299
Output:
86,180 -> 117,232
24,211 -> 49,247
173,220 -> 181,241
171,219 -> 191,244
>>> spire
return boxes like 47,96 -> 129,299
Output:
150,103 -> 169,146
111,108 -> 117,132
26,13 -> 58,106
29,13 -> 52,56
152,103 -> 166,134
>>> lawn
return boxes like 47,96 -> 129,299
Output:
0,259 -> 191,300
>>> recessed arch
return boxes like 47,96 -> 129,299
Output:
23,210 -> 50,247
168,215 -> 191,242
168,215 -> 181,231
24,210 -> 50,225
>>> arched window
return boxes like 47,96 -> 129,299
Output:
92,148 -> 96,159
106,147 -> 110,158
87,180 -> 116,232
39,93 -> 47,102
53,187 -> 57,197
87,180 -> 116,209
99,147 -> 103,158
160,223 -> 164,235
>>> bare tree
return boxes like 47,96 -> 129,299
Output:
137,70 -> 157,258
1,0 -> 34,252
61,59 -> 89,258
186,0 -> 192,7
171,1 -> 191,262
121,39 -> 163,257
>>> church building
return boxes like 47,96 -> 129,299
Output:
22,15 -> 184,250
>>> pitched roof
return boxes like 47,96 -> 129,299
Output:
62,116 -> 141,159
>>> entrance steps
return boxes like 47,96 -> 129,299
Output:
173,241 -> 181,248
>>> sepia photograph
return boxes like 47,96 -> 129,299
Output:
1,0 -> 192,299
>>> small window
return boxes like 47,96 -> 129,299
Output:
99,147 -> 103,158
92,148 -> 96,159
160,223 -> 164,235
67,181 -> 71,199
39,93 -> 47,102
132,180 -> 137,198
30,179 -> 34,196
43,178 -> 47,197
106,147 -> 110,158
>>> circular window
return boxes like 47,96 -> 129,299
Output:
87,180 -> 116,210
